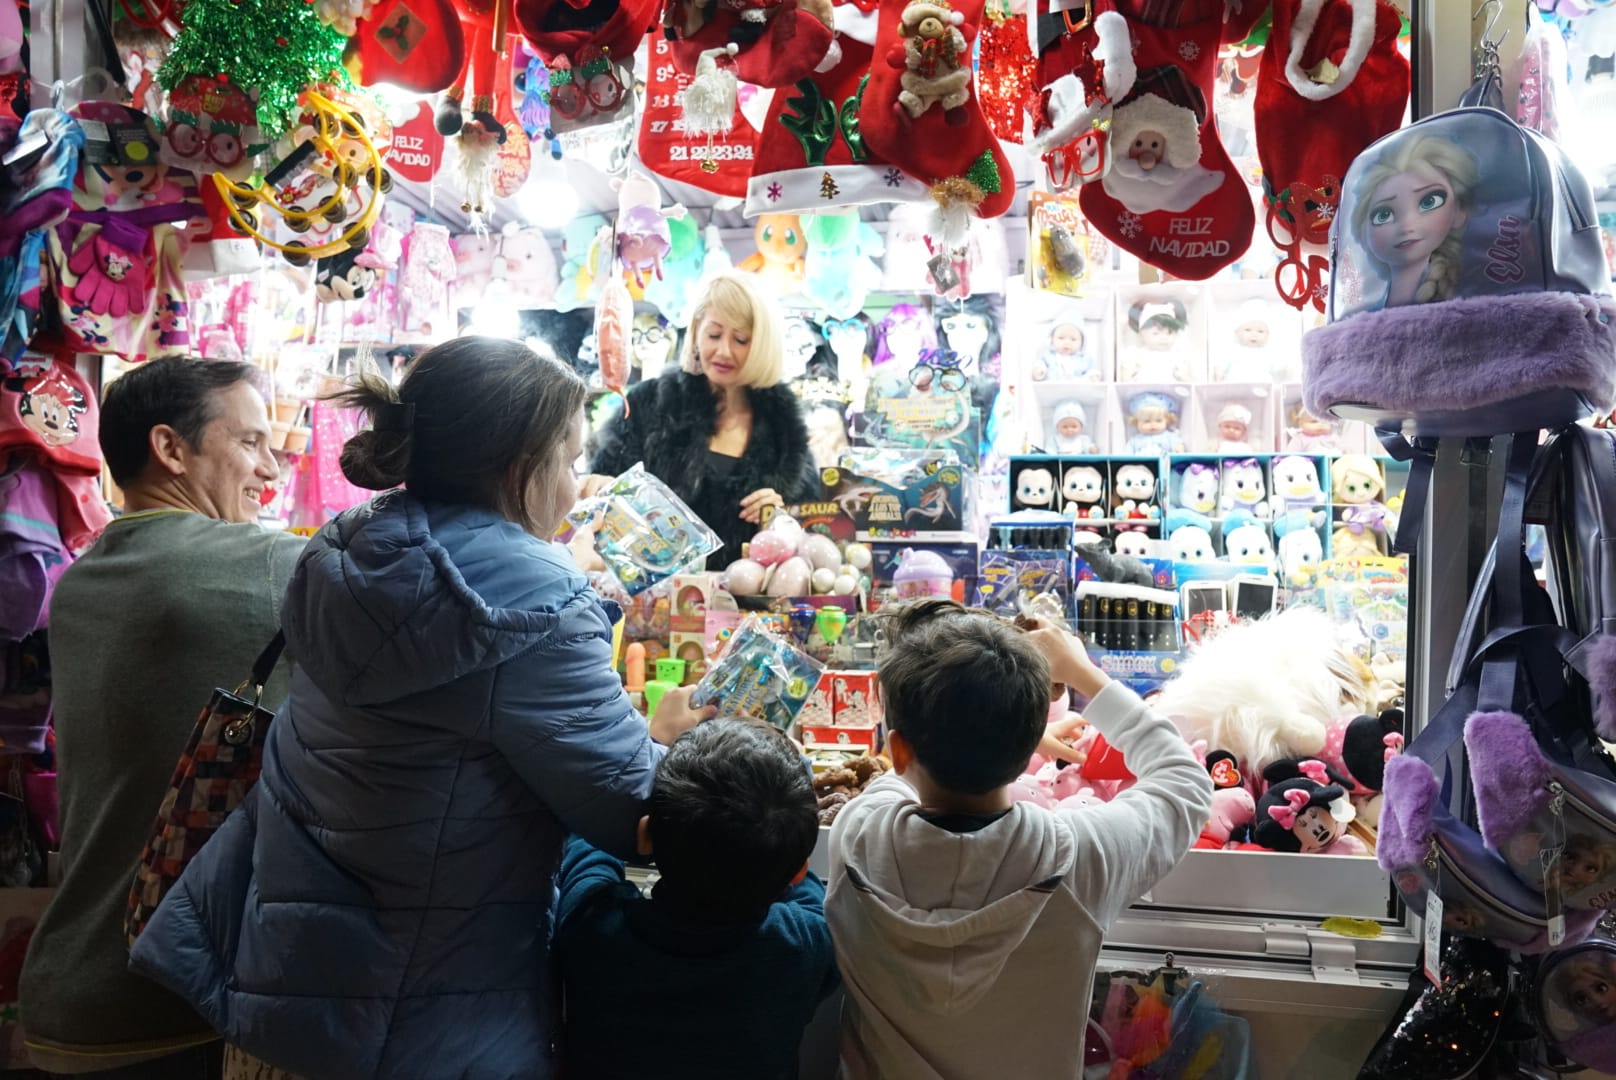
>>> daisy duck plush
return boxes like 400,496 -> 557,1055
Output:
1271,455 -> 1326,526
1174,461 -> 1219,516
1219,457 -> 1270,519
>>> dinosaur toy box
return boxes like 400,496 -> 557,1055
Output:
820,453 -> 973,538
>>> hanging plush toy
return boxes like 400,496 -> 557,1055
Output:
314,245 -> 386,302
641,215 -> 707,326
613,171 -> 688,289
738,213 -> 807,294
594,225 -> 633,407
802,210 -> 885,319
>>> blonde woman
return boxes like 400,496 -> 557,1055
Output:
590,272 -> 818,568
1351,134 -> 1480,309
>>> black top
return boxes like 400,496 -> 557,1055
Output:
918,808 -> 1015,834
591,371 -> 819,571
707,450 -> 742,480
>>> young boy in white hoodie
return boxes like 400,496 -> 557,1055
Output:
826,600 -> 1212,1080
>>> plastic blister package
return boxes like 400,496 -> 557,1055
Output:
690,615 -> 824,730
565,463 -> 720,596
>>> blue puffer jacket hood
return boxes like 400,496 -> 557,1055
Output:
130,493 -> 662,1080
283,490 -> 586,706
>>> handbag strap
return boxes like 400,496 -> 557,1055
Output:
246,631 -> 286,698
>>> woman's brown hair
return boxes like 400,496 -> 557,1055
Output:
332,337 -> 587,534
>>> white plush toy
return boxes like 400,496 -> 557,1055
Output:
1220,458 -> 1270,519
1170,524 -> 1215,562
1223,523 -> 1274,569
1277,527 -> 1323,586
1015,467 -> 1056,510
1153,607 -> 1376,775
1114,530 -> 1152,558
1062,465 -> 1105,518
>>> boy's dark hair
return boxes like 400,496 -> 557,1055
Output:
649,719 -> 817,921
877,599 -> 1052,795
100,358 -> 263,486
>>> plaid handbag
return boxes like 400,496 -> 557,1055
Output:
124,632 -> 284,946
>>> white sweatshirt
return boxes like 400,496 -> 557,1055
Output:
825,681 -> 1212,1080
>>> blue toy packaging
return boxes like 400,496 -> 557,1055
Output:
563,463 -> 721,596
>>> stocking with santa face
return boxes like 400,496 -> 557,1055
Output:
1075,0 -> 1266,279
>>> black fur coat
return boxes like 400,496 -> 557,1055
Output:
591,371 -> 819,569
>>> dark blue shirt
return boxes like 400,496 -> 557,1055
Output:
555,836 -> 839,1079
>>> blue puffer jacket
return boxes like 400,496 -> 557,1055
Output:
130,493 -> 662,1080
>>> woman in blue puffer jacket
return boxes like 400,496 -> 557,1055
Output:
130,338 -> 712,1080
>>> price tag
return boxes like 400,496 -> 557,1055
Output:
1544,844 -> 1567,948
1423,891 -> 1443,986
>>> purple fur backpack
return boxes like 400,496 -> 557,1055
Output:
1303,107 -> 1616,441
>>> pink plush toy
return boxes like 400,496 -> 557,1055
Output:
1009,775 -> 1055,810
500,226 -> 559,308
614,171 -> 688,289
450,232 -> 499,313
1195,787 -> 1256,849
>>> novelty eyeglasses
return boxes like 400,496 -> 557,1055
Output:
631,326 -> 668,346
1042,128 -> 1107,192
546,47 -> 625,120
909,362 -> 967,392
166,123 -> 246,169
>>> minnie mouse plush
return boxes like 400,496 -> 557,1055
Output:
1254,759 -> 1368,855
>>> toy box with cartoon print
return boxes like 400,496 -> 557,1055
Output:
867,541 -> 979,610
821,456 -> 971,536
800,671 -> 884,754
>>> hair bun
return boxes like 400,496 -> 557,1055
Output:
339,429 -> 411,490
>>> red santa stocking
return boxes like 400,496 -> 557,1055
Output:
1077,0 -> 1265,280
855,0 -> 1013,267
744,0 -> 934,215
1255,0 -> 1408,309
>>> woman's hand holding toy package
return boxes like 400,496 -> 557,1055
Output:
563,463 -> 721,595
690,616 -> 824,730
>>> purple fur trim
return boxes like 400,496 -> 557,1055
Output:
1564,1024 -> 1616,1071
1378,754 -> 1439,871
1303,292 -> 1616,417
1465,710 -> 1552,848
1585,634 -> 1616,741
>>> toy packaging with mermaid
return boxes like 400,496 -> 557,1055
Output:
1302,106 -> 1616,439
562,463 -> 721,596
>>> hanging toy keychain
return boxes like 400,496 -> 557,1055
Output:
213,89 -> 388,266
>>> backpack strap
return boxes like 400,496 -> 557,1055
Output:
1378,430 -> 1438,556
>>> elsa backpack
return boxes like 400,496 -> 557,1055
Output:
1301,106 -> 1616,555
1303,107 -> 1615,439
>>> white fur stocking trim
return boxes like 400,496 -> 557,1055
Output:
1285,0 -> 1377,101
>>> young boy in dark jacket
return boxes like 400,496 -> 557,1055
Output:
556,718 -> 837,1079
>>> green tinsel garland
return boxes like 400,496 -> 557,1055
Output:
158,0 -> 350,139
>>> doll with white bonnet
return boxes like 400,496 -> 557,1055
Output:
1219,299 -> 1278,382
1120,298 -> 1191,382
1051,399 -> 1098,454
1125,391 -> 1185,455
1034,311 -> 1100,382
1213,403 -> 1255,453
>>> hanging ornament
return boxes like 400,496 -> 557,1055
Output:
213,89 -> 388,265
678,44 -> 741,173
158,0 -> 350,139
977,9 -> 1038,142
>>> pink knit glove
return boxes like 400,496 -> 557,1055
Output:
68,230 -> 149,318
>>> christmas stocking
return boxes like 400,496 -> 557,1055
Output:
1255,0 -> 1407,307
855,0 -> 1014,258
666,0 -> 835,87
744,0 -> 933,215
1077,0 -> 1266,280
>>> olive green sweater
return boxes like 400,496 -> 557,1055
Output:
20,509 -> 305,1073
